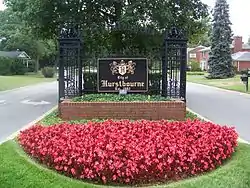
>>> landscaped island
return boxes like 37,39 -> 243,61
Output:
18,119 -> 238,186
1,109 -> 249,188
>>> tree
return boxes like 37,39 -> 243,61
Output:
247,36 -> 250,45
0,8 -> 57,72
5,0 -> 209,52
188,16 -> 212,47
207,0 -> 234,79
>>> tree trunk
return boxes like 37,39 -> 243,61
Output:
35,56 -> 39,73
112,1 -> 123,52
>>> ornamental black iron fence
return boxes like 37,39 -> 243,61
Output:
58,23 -> 83,102
57,24 -> 187,102
162,27 -> 187,101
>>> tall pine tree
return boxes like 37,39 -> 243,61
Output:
207,0 -> 235,79
247,36 -> 250,45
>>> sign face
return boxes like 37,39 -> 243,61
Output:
97,58 -> 148,92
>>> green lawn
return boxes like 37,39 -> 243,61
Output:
0,140 -> 249,188
38,109 -> 200,127
187,74 -> 250,93
0,72 -> 56,91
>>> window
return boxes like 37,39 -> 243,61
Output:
190,53 -> 196,58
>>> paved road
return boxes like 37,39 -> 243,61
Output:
187,82 -> 250,142
0,82 -> 58,143
1,81 -> 249,143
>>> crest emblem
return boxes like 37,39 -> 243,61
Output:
118,61 -> 127,75
110,60 -> 136,75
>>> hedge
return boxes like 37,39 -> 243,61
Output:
0,57 -> 27,75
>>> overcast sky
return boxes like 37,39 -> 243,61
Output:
202,0 -> 250,42
0,0 -> 249,42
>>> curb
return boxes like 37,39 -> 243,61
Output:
2,105 -> 248,145
188,82 -> 250,97
0,105 -> 58,145
187,107 -> 212,122
187,107 -> 250,145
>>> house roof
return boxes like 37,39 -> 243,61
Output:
0,51 -> 31,59
187,48 -> 195,52
230,44 -> 250,49
195,45 -> 206,48
232,51 -> 250,61
188,45 -> 207,53
199,44 -> 250,52
199,47 -> 211,52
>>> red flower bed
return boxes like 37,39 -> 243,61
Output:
18,119 -> 238,185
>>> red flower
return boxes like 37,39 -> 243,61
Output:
18,119 -> 238,185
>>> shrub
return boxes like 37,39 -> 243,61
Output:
18,119 -> 238,186
10,59 -> 27,75
83,72 -> 97,92
72,94 -> 170,102
190,61 -> 202,72
0,57 -> 12,75
239,69 -> 249,75
205,74 -> 230,79
41,66 -> 55,78
0,57 -> 27,75
233,66 -> 239,74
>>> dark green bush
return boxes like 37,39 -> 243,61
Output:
41,66 -> 55,78
190,61 -> 202,72
10,59 -> 27,75
148,72 -> 161,95
0,57 -> 12,75
73,93 -> 170,102
0,57 -> 27,75
239,69 -> 249,75
232,66 -> 240,75
83,72 -> 97,93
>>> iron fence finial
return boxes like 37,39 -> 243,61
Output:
166,27 -> 186,40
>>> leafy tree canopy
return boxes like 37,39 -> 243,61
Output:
188,16 -> 212,47
0,8 -> 57,71
4,0 -> 209,51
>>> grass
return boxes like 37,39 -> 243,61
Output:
38,109 -> 200,127
186,71 -> 205,76
1,110 -> 249,188
38,110 -> 104,127
0,72 -> 56,91
0,140 -> 249,188
187,74 -> 250,93
72,94 -> 170,102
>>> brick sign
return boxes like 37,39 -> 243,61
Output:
97,58 -> 148,92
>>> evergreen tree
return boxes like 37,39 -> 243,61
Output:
247,36 -> 250,45
207,0 -> 235,79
